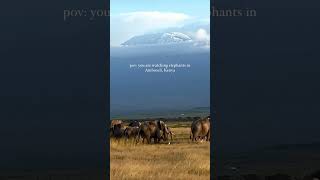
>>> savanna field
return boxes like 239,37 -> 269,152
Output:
110,121 -> 210,180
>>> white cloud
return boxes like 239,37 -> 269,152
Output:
111,11 -> 191,46
121,11 -> 190,28
195,28 -> 210,42
193,28 -> 210,47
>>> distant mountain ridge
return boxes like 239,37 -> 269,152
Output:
121,32 -> 192,46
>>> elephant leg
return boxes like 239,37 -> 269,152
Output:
146,136 -> 151,144
137,135 -> 141,143
156,129 -> 161,143
193,133 -> 199,142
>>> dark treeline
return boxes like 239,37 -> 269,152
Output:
116,116 -> 202,123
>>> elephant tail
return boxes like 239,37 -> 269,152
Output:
190,130 -> 192,140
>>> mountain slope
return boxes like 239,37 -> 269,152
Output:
121,32 -> 192,46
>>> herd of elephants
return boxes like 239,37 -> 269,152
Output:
110,116 -> 211,144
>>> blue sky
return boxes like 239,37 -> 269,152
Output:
110,0 -> 210,46
111,0 -> 210,18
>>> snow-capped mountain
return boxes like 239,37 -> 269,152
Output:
121,32 -> 192,46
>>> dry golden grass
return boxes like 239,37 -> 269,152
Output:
110,122 -> 210,180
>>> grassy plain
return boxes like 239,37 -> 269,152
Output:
110,121 -> 210,180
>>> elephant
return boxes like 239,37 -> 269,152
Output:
190,116 -> 210,142
113,123 -> 124,139
138,120 -> 169,144
128,120 -> 141,127
124,126 -> 140,140
160,126 -> 175,142
111,119 -> 122,126
110,119 -> 123,137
